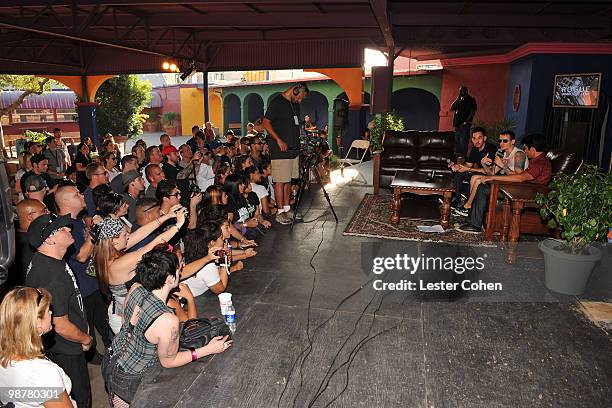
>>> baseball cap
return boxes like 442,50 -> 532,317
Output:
162,145 -> 178,155
28,214 -> 73,248
122,170 -> 142,189
23,174 -> 48,193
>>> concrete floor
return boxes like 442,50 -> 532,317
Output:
88,175 -> 611,407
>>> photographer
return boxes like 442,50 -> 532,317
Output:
263,82 -> 309,225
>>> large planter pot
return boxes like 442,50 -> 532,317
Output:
538,238 -> 602,295
163,126 -> 176,137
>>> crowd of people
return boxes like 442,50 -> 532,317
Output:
0,82 -> 333,407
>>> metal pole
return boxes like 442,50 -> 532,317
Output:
203,70 -> 210,123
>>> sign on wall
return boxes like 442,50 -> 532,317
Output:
552,73 -> 601,108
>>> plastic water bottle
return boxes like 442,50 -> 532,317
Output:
225,301 -> 236,334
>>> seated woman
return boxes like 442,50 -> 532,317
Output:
198,184 -> 256,248
244,165 -> 273,217
0,287 -> 76,408
463,131 -> 528,210
257,161 -> 277,215
105,249 -> 231,406
224,174 -> 261,239
183,220 -> 244,296
242,177 -> 271,230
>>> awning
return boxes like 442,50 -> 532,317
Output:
0,90 -> 76,110
147,91 -> 163,108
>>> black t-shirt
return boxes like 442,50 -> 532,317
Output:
452,95 -> 477,127
227,194 -> 257,224
26,252 -> 88,355
161,162 -> 184,181
7,231 -> 34,287
467,142 -> 497,169
264,94 -> 300,159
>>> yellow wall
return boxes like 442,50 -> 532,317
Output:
209,91 -> 223,130
179,87 -> 224,136
179,88 -> 204,136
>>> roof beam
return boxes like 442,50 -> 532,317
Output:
369,0 -> 394,48
2,0 -> 367,5
392,13 -> 608,29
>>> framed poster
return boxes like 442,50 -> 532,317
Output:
552,73 -> 601,108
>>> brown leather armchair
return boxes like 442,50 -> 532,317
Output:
485,149 -> 583,241
373,130 -> 455,194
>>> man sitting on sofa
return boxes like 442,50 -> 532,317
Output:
449,126 -> 497,208
458,133 -> 552,233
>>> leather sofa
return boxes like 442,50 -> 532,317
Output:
373,130 -> 455,193
486,149 -> 583,240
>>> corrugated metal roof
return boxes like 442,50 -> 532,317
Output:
0,90 -> 76,110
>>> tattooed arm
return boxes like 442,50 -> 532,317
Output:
504,151 -> 527,175
150,313 -> 230,367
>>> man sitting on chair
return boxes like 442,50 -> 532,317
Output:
458,133 -> 552,233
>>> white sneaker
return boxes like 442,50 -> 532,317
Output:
285,210 -> 303,221
275,212 -> 291,225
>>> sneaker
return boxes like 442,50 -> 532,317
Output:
286,210 -> 303,221
452,206 -> 469,217
457,223 -> 481,234
275,212 -> 291,225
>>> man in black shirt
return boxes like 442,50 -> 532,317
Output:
450,86 -> 477,156
161,145 -> 183,181
263,82 -> 309,225
20,153 -> 57,192
26,214 -> 92,408
448,127 -> 497,209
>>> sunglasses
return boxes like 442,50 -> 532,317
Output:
498,139 -> 510,143
143,204 -> 160,213
167,192 -> 181,198
35,288 -> 43,305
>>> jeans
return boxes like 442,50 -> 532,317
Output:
452,171 -> 476,204
467,184 -> 491,228
454,124 -> 471,156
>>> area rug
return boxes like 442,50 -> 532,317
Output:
344,193 -> 493,245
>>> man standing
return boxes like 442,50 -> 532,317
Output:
145,163 -> 166,198
44,136 -> 67,183
9,199 -> 49,288
450,86 -> 477,156
204,121 -> 216,142
122,170 -> 146,224
83,162 -> 110,217
161,145 -> 184,181
26,214 -> 92,408
458,133 -> 552,233
263,82 -> 309,225
21,153 -> 56,192
110,154 -> 139,193
449,127 -> 497,209
56,185 -> 110,362
179,143 -> 194,168
53,128 -> 72,168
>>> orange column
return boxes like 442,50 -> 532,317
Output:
305,68 -> 364,109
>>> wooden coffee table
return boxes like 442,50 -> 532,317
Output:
390,171 -> 454,229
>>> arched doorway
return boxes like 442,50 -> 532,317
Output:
391,88 -> 440,131
300,90 -> 329,129
244,93 -> 264,124
223,94 -> 241,134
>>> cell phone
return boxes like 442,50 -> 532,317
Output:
496,150 -> 504,158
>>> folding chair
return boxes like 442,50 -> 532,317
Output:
339,139 -> 370,184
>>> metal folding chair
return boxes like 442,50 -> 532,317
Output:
339,139 -> 370,184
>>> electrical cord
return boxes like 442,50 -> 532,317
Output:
311,273 -> 411,407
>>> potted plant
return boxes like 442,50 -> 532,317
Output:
161,111 -> 179,137
536,165 -> 611,295
368,111 -> 404,153
144,111 -> 160,132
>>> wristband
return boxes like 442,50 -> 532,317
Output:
189,347 -> 198,361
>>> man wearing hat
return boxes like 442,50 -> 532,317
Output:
121,169 -> 145,224
23,174 -> 48,203
26,214 -> 92,408
161,144 -> 183,181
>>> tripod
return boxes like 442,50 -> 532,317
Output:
291,151 -> 338,229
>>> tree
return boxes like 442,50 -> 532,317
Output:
95,75 -> 151,138
0,75 -> 52,157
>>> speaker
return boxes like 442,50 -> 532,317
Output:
333,98 -> 349,129
370,66 -> 393,114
